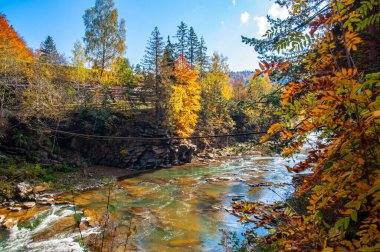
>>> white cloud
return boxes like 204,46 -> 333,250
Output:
240,12 -> 250,24
232,0 -> 236,6
251,4 -> 288,37
253,16 -> 269,36
268,3 -> 289,19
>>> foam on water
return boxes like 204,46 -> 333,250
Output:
0,205 -> 98,252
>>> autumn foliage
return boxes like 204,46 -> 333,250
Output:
169,56 -> 201,137
0,14 -> 33,61
236,0 -> 380,251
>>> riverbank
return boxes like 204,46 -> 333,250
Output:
0,152 -> 299,251
0,141 -> 273,230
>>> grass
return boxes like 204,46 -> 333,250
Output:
0,154 -> 80,201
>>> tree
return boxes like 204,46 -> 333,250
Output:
70,39 -> 87,84
143,27 -> 164,73
156,37 -> 176,126
174,22 -> 188,60
186,27 -> 199,67
83,0 -> 126,76
163,36 -> 175,69
116,58 -> 134,87
143,27 -> 164,119
169,56 -> 201,137
199,53 -> 234,138
196,36 -> 208,75
39,36 -> 65,64
235,0 -> 380,250
0,14 -> 33,61
71,40 -> 86,68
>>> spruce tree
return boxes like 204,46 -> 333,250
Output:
83,0 -> 126,76
197,36 -> 208,75
160,36 -> 176,125
174,21 -> 188,60
39,36 -> 65,64
143,27 -> 164,119
163,36 -> 175,69
186,27 -> 199,67
143,27 -> 164,73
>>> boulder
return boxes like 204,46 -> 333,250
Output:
37,197 -> 55,205
36,194 -> 55,205
80,216 -> 95,229
16,182 -> 33,199
2,219 -> 17,229
22,201 -> 36,209
8,206 -> 22,212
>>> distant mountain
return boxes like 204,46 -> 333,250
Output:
229,71 -> 254,84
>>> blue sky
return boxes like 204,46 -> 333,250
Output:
0,0 -> 288,71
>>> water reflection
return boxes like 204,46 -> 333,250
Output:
0,154 -> 306,251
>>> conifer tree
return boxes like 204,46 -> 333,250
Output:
39,36 -> 65,64
174,21 -> 188,60
159,36 -> 176,125
83,0 -> 126,76
163,36 -> 175,69
186,27 -> 199,67
197,36 -> 208,75
143,27 -> 164,119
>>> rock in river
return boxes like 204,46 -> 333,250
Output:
22,201 -> 36,209
16,182 -> 33,199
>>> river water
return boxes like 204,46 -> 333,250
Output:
0,154 -> 306,251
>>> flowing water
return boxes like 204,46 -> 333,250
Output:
0,153 -> 307,251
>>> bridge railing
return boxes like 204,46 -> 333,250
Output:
0,58 -> 155,116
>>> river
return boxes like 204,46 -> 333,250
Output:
0,153 -> 306,251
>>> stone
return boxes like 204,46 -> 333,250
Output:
34,183 -> 51,193
232,196 -> 243,201
22,201 -> 36,209
16,182 -> 33,199
8,206 -> 22,212
80,216 -> 94,228
152,146 -> 166,155
3,219 -> 17,229
37,197 -> 55,205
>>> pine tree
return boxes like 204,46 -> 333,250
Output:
186,27 -> 199,67
39,35 -> 65,64
83,0 -> 126,76
197,36 -> 208,75
174,21 -> 188,60
143,27 -> 164,119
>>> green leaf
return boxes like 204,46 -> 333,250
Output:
74,213 -> 82,223
351,210 -> 357,222
344,217 -> 350,229
108,204 -> 116,213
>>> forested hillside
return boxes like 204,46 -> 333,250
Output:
0,2 -> 280,202
0,0 -> 378,251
